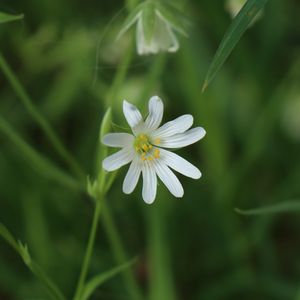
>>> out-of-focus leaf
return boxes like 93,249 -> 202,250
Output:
0,11 -> 23,24
202,0 -> 268,91
81,258 -> 137,300
235,200 -> 300,216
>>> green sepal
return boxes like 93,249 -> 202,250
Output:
142,1 -> 156,44
87,176 -> 100,199
100,107 -> 112,139
116,3 -> 144,40
156,1 -> 189,37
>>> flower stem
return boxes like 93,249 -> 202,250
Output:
0,52 -> 85,182
102,202 -> 143,300
105,39 -> 134,108
73,194 -> 103,300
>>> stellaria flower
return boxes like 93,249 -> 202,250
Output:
102,96 -> 206,204
117,1 -> 188,55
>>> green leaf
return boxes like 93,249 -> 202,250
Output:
0,11 -> 23,24
235,200 -> 300,216
202,0 -> 268,92
142,1 -> 156,44
81,258 -> 137,300
0,223 -> 66,300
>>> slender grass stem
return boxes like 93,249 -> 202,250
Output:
0,52 -> 85,181
73,195 -> 103,300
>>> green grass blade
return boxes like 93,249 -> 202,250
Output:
0,116 -> 82,191
202,0 -> 268,92
0,11 -> 23,24
235,200 -> 300,216
81,258 -> 137,300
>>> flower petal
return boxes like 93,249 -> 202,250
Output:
159,149 -> 201,179
102,148 -> 134,172
123,158 -> 142,194
160,127 -> 206,148
102,133 -> 134,148
151,115 -> 193,139
142,161 -> 157,204
154,161 -> 183,198
123,100 -> 143,129
145,96 -> 164,131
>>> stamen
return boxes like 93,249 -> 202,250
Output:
142,144 -> 149,151
154,138 -> 161,145
134,134 -> 160,161
154,149 -> 160,159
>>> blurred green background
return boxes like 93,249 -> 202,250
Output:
1,0 -> 300,299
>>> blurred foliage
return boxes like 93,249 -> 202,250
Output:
1,0 -> 300,299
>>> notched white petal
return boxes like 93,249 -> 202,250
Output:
152,114 -> 193,140
160,149 -> 201,179
123,158 -> 142,194
102,133 -> 134,148
102,148 -> 134,172
160,127 -> 206,148
123,100 -> 143,129
142,161 -> 157,204
145,96 -> 164,131
154,161 -> 183,198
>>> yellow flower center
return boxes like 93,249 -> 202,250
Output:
134,134 -> 160,161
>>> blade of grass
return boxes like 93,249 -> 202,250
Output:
202,0 -> 268,91
0,116 -> 82,191
0,11 -> 23,24
235,200 -> 300,216
81,258 -> 138,300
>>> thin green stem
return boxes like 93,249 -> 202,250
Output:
105,39 -> 134,108
102,202 -> 143,300
73,195 -> 103,300
29,261 -> 66,300
0,52 -> 85,181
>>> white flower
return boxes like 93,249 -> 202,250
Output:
135,10 -> 179,55
117,2 -> 186,56
102,96 -> 206,204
